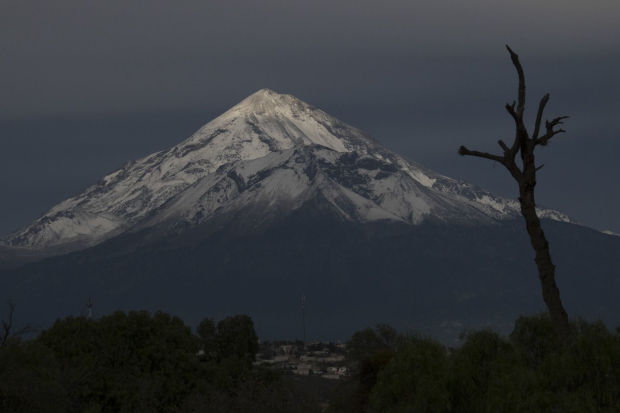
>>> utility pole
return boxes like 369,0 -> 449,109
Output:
86,298 -> 93,319
302,294 -> 306,348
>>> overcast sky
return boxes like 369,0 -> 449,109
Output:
1,0 -> 619,236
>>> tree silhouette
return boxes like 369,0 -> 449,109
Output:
459,46 -> 572,344
1,300 -> 35,347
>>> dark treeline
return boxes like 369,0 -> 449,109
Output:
330,314 -> 620,412
2,309 -> 620,412
0,309 -> 321,413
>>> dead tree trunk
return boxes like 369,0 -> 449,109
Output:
458,46 -> 572,344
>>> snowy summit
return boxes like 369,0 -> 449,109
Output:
1,89 -> 576,252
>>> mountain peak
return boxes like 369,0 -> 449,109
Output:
247,88 -> 279,101
256,87 -> 277,95
227,88 -> 303,117
0,89 -> 577,251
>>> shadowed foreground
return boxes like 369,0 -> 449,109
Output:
2,311 -> 619,412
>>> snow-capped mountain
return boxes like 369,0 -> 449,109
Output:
1,89 -> 574,251
3,90 -> 620,344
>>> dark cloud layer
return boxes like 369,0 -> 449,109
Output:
1,1 -> 619,236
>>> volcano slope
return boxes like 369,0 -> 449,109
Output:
1,89 -> 618,343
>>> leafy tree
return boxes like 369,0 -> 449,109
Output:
449,328 -> 552,412
346,323 -> 397,371
197,317 -> 216,339
36,311 -> 213,412
375,323 -> 398,349
356,349 -> 396,411
215,315 -> 259,365
543,318 -> 620,411
510,312 -> 558,369
196,317 -> 217,360
333,324 -> 399,413
340,317 -> 620,413
459,46 -> 572,343
4,312 -> 620,412
369,335 -> 450,413
0,310 -> 319,412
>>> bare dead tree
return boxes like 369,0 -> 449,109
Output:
458,46 -> 572,344
1,300 -> 36,347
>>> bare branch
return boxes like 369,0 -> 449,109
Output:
537,116 -> 569,146
506,45 -> 526,116
538,130 -> 566,146
498,140 -> 510,153
547,116 -> 570,129
0,300 -> 35,347
535,164 -> 545,172
532,94 -> 550,139
1,301 -> 15,347
458,146 -> 505,164
505,101 -> 517,121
